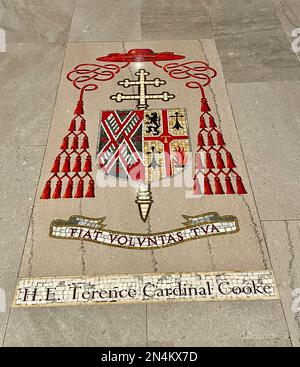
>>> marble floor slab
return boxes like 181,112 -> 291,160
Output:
0,43 -> 65,147
262,220 -> 300,347
141,0 -> 213,40
3,304 -> 146,346
208,0 -> 281,36
147,300 -> 290,344
208,0 -> 300,82
0,145 -> 44,344
69,0 -> 141,42
0,0 -> 75,43
227,81 -> 300,220
213,28 -> 300,83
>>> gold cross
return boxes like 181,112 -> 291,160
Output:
110,69 -> 175,109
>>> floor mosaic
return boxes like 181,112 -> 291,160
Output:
13,40 -> 274,306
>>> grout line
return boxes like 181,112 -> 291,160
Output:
271,0 -> 300,64
272,0 -> 300,31
261,221 -> 294,346
261,219 -> 300,222
66,0 -> 77,44
206,2 -> 216,39
65,38 -> 215,44
0,0 -> 6,24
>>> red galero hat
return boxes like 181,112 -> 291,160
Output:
96,49 -> 185,62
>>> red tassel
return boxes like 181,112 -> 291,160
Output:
74,179 -> 84,198
69,119 -> 76,132
216,152 -> 225,169
41,180 -> 51,199
60,136 -> 69,150
62,156 -> 71,172
214,176 -> 224,195
204,176 -> 213,195
200,115 -> 206,128
85,179 -> 95,198
207,133 -> 215,146
71,136 -> 79,150
51,156 -> 60,173
79,119 -> 86,132
225,176 -> 235,194
83,155 -> 92,172
197,132 -> 205,147
193,177 -> 201,195
217,132 -> 225,146
201,97 -> 210,113
74,100 -> 84,115
195,154 -> 203,169
209,115 -> 216,128
236,175 -> 247,194
63,179 -> 73,198
205,152 -> 215,169
72,156 -> 81,172
81,136 -> 89,149
226,151 -> 236,168
52,179 -> 62,199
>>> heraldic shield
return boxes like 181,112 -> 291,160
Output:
97,108 -> 190,183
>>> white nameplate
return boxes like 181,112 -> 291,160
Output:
14,270 -> 278,307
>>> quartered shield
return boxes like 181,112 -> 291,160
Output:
97,108 -> 191,183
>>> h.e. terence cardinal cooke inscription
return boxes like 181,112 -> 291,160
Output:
50,212 -> 239,250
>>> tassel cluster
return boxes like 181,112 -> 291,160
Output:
42,177 -> 95,199
41,99 -> 95,200
194,93 -> 247,196
193,175 -> 247,195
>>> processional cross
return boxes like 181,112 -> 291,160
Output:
110,68 -> 175,222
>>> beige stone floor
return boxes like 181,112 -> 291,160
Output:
0,0 -> 300,347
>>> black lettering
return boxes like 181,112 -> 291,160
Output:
93,230 -> 102,241
117,236 -> 128,245
211,224 -> 220,233
218,282 -> 231,295
46,287 -> 56,301
70,228 -> 78,237
147,237 -> 157,246
69,285 -> 81,300
191,228 -> 200,237
82,230 -> 92,239
82,290 -> 91,299
137,237 -> 147,246
176,231 -> 184,241
143,283 -> 155,297
167,234 -> 177,243
263,285 -> 272,294
22,288 -> 38,302
109,234 -> 118,243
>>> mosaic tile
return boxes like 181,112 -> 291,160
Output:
13,40 -> 273,307
14,270 -> 278,307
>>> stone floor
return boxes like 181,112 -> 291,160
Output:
0,0 -> 300,347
